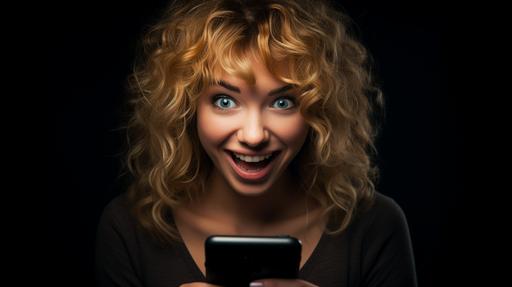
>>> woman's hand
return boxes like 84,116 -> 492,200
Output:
179,279 -> 318,287
250,279 -> 319,287
179,283 -> 222,287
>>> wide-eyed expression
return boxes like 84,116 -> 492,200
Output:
196,57 -> 309,196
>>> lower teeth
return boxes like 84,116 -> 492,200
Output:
233,154 -> 274,172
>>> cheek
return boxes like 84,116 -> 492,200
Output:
269,115 -> 309,148
196,105 -> 235,149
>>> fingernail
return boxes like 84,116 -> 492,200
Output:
250,282 -> 264,287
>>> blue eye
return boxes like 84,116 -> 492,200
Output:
271,97 -> 296,110
212,95 -> 296,110
213,95 -> 237,109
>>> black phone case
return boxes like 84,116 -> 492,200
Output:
205,235 -> 302,287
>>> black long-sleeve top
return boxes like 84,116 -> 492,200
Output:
95,192 -> 417,287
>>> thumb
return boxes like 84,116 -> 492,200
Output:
180,283 -> 222,287
250,279 -> 317,287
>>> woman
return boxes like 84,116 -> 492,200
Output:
95,0 -> 418,286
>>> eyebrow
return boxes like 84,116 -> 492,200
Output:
217,80 -> 295,96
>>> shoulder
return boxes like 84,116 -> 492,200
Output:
97,192 -> 136,234
100,192 -> 131,219
351,192 -> 410,236
366,192 -> 407,223
353,193 -> 418,286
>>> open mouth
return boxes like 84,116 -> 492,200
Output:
227,150 -> 281,172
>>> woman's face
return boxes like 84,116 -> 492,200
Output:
196,57 -> 309,196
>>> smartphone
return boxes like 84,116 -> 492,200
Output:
205,235 -> 302,287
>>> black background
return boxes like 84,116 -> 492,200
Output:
45,0 -> 461,286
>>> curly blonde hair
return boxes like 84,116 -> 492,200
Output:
125,0 -> 383,244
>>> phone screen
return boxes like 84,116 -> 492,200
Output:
205,235 -> 302,287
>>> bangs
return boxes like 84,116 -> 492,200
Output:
195,6 -> 298,90
201,36 -> 294,90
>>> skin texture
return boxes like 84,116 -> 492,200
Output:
180,278 -> 319,287
195,54 -> 311,227
178,55 -> 320,286
179,279 -> 318,287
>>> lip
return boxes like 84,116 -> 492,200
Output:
225,150 -> 281,182
227,150 -> 278,157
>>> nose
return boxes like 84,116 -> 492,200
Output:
236,111 -> 270,148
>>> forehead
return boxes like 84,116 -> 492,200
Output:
213,55 -> 291,91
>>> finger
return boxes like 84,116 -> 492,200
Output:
180,282 -> 222,287
250,279 -> 318,287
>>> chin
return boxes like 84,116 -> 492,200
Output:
228,179 -> 273,197
222,170 -> 282,197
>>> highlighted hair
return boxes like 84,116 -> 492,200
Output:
125,0 -> 383,243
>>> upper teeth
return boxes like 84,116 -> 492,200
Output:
234,152 -> 273,162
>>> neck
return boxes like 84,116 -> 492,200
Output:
191,168 -> 312,232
